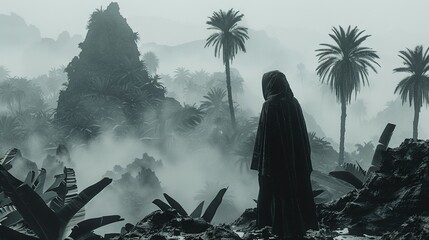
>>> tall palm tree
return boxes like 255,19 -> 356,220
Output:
393,45 -> 429,140
205,9 -> 249,131
316,26 -> 380,165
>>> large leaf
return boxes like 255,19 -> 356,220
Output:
202,187 -> 228,223
152,199 -> 171,211
190,201 -> 204,218
0,148 -> 19,170
8,222 -> 38,237
0,225 -> 38,240
34,169 -> 46,195
46,174 -> 65,193
313,189 -> 324,197
163,193 -> 188,216
24,171 -> 36,186
69,215 -> 123,240
1,210 -> 22,227
0,204 -> 16,221
0,165 -> 60,240
63,168 -> 85,230
329,171 -> 363,189
57,177 -> 112,225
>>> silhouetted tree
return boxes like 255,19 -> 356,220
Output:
0,82 -> 23,114
297,63 -> 307,82
0,116 -> 23,151
316,26 -> 380,165
142,51 -> 159,75
192,69 -> 211,85
393,45 -> 429,140
200,88 -> 228,118
32,67 -> 67,108
206,69 -> 244,97
354,141 -> 374,163
174,67 -> 191,88
55,3 -> 165,140
350,99 -> 367,121
205,9 -> 249,131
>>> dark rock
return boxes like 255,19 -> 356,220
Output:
318,139 -> 429,236
232,208 -> 257,231
118,209 -> 239,240
381,216 -> 429,240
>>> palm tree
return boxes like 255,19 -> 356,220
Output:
174,67 -> 191,88
316,26 -> 380,165
192,69 -> 211,85
0,115 -> 23,150
142,51 -> 160,75
393,45 -> 429,140
200,88 -> 228,117
354,141 -> 374,162
205,9 -> 249,131
0,82 -> 25,114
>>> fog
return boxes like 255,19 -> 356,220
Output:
0,0 -> 428,236
1,0 -> 428,141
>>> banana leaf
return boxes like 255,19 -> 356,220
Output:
57,177 -> 112,225
0,164 -> 60,240
0,225 -> 38,240
202,187 -> 228,223
190,201 -> 204,218
0,204 -> 16,220
69,215 -> 123,240
1,210 -> 22,227
152,199 -> 171,211
46,174 -> 65,193
24,171 -> 36,186
34,169 -> 46,195
329,171 -> 363,189
163,193 -> 188,216
1,148 -> 19,170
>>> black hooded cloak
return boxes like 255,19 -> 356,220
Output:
251,70 -> 318,238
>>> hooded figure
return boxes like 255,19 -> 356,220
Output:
251,70 -> 318,238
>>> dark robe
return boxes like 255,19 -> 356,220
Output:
251,70 -> 318,238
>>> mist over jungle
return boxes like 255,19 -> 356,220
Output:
0,0 -> 428,236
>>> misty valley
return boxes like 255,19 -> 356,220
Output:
0,1 -> 429,240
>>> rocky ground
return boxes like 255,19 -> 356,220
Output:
318,139 -> 429,238
114,139 -> 429,239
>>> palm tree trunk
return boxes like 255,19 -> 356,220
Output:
339,97 -> 347,165
413,103 -> 420,140
225,59 -> 237,131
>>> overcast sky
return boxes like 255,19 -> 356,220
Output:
0,0 -> 427,45
1,0 -> 428,140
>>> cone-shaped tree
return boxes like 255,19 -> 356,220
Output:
394,45 -> 429,140
55,2 -> 165,140
205,9 -> 249,131
316,26 -> 380,165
